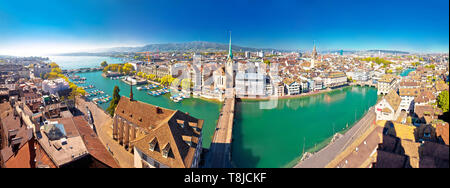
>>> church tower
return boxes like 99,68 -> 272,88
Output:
225,31 -> 235,88
311,41 -> 317,68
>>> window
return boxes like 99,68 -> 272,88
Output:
149,138 -> 158,151
142,160 -> 150,168
154,161 -> 160,168
162,143 -> 171,158
142,154 -> 147,161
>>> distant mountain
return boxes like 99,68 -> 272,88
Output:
55,41 -> 411,56
56,41 -> 285,56
320,49 -> 410,55
366,50 -> 409,54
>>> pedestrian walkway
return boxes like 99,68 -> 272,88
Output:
205,92 -> 235,168
295,108 -> 376,168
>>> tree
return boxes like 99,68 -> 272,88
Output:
101,61 -> 108,67
50,62 -> 59,68
172,78 -> 180,87
412,62 -> 420,67
122,63 -> 135,75
437,90 -> 449,113
106,86 -> 121,116
347,76 -> 353,83
75,87 -> 86,96
263,59 -> 270,65
51,67 -> 62,74
181,78 -> 193,89
406,116 -> 412,124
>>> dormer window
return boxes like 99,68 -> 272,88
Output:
162,143 -> 171,158
149,137 -> 158,151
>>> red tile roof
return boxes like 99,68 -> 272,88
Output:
73,116 -> 120,168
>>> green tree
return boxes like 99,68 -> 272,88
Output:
437,90 -> 449,113
106,86 -> 121,116
101,61 -> 108,67
263,59 -> 270,65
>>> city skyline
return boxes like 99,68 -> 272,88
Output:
0,0 -> 449,56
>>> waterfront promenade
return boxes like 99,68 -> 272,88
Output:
295,107 -> 376,168
206,93 -> 236,168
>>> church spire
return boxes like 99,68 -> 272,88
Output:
228,31 -> 233,60
312,40 -> 317,59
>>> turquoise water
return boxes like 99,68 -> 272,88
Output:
59,56 -> 378,168
231,86 -> 378,168
400,68 -> 415,77
74,71 -> 221,149
48,56 -> 125,70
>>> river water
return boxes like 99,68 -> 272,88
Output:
56,56 -> 377,168
48,56 -> 125,70
74,71 -> 221,149
232,86 -> 378,168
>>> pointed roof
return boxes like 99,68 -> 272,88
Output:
384,90 -> 401,111
312,41 -> 317,58
228,31 -> 233,60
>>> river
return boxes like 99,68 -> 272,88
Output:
231,86 -> 378,168
400,68 -> 416,77
56,56 -> 377,168
73,71 -> 221,149
48,56 -> 125,70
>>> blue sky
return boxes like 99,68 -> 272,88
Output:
0,0 -> 448,55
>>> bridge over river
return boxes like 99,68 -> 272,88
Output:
205,89 -> 236,168
62,67 -> 103,74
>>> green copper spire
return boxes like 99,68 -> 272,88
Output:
228,31 -> 233,60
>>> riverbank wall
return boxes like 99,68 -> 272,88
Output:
293,107 -> 376,168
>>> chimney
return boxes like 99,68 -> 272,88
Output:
156,107 -> 162,114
